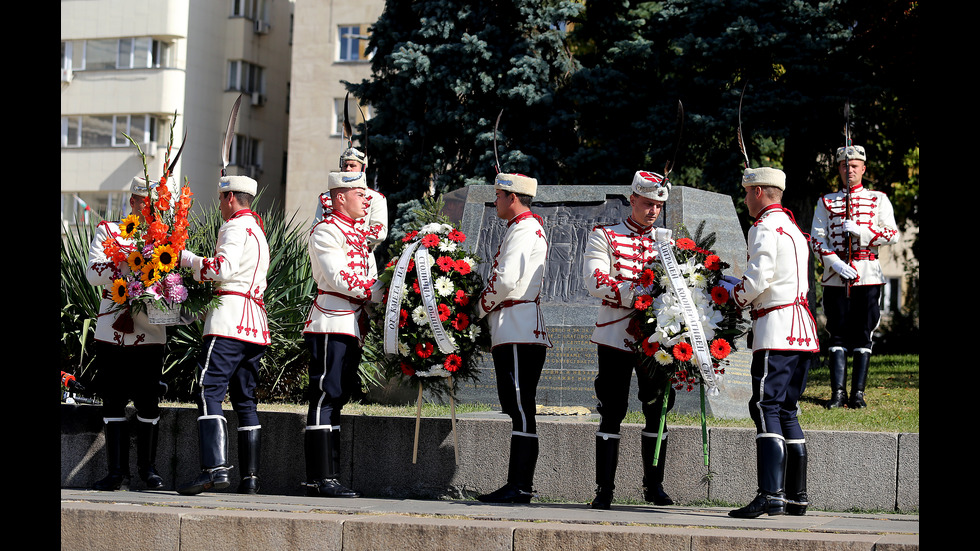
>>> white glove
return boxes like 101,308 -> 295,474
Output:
842,220 -> 860,236
369,279 -> 386,303
719,275 -> 740,292
655,228 -> 673,243
831,259 -> 858,280
179,249 -> 199,269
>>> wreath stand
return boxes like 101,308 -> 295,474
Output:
412,376 -> 460,465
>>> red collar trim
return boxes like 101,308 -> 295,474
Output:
625,216 -> 651,234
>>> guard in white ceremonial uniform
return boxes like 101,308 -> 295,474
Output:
722,167 -> 819,518
582,171 -> 676,510
303,171 -> 384,498
177,175 -> 270,495
810,145 -> 899,409
86,176 -> 168,491
312,147 -> 388,252
475,173 -> 552,504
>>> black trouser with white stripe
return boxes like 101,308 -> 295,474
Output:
748,350 -> 813,440
594,346 -> 675,436
195,335 -> 264,428
490,343 -> 547,436
304,333 -> 362,428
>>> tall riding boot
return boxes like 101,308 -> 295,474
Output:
849,349 -> 871,409
136,417 -> 164,489
177,416 -> 231,495
477,434 -> 539,503
590,433 -> 620,510
305,426 -> 359,497
94,418 -> 130,491
729,435 -> 787,518
237,426 -> 261,494
825,347 -> 848,409
785,440 -> 809,515
641,432 -> 673,505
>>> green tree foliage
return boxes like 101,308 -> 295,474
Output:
349,0 -> 585,206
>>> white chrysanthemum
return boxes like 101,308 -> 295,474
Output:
398,341 -> 410,356
412,305 -> 428,325
437,240 -> 458,253
468,325 -> 482,341
435,276 -> 454,296
463,257 -> 477,269
419,223 -> 449,235
654,348 -> 673,365
688,270 -> 708,289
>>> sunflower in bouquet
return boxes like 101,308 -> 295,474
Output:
625,222 -> 748,394
370,197 -> 491,394
105,114 -> 217,323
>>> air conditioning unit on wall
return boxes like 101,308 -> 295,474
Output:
251,92 -> 267,107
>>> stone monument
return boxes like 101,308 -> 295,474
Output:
441,184 -> 752,419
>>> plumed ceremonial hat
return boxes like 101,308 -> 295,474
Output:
741,167 -> 786,191
494,173 -> 537,197
836,144 -> 867,162
340,147 -> 368,168
218,175 -> 258,196
631,171 -> 670,201
327,171 -> 368,190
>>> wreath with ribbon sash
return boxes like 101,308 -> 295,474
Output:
370,197 -> 491,396
626,222 -> 749,465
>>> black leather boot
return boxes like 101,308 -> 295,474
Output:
785,440 -> 809,515
305,426 -> 359,497
136,418 -> 164,490
177,416 -> 231,495
849,349 -> 871,409
825,347 -> 847,409
641,432 -> 673,505
729,435 -> 787,518
94,418 -> 130,491
590,433 -> 620,510
237,427 -> 261,494
477,434 -> 539,503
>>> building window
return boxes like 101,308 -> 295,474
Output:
338,25 -> 371,62
881,276 -> 902,315
228,60 -> 265,94
61,115 -> 159,149
232,0 -> 267,21
332,98 -> 371,136
230,134 -> 262,169
65,38 -> 173,71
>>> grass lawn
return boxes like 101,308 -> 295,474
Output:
203,353 -> 917,434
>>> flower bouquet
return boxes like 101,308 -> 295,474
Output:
104,115 -> 217,328
369,196 -> 491,462
626,221 -> 749,464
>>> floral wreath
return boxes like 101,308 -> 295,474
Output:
103,114 -> 216,327
369,197 -> 491,396
626,222 -> 749,394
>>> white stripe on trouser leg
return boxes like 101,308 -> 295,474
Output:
313,335 -> 329,427
753,350 -> 770,434
512,344 -> 528,434
198,336 -> 218,416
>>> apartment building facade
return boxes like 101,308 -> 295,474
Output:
284,0 -> 385,227
61,0 -> 293,228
